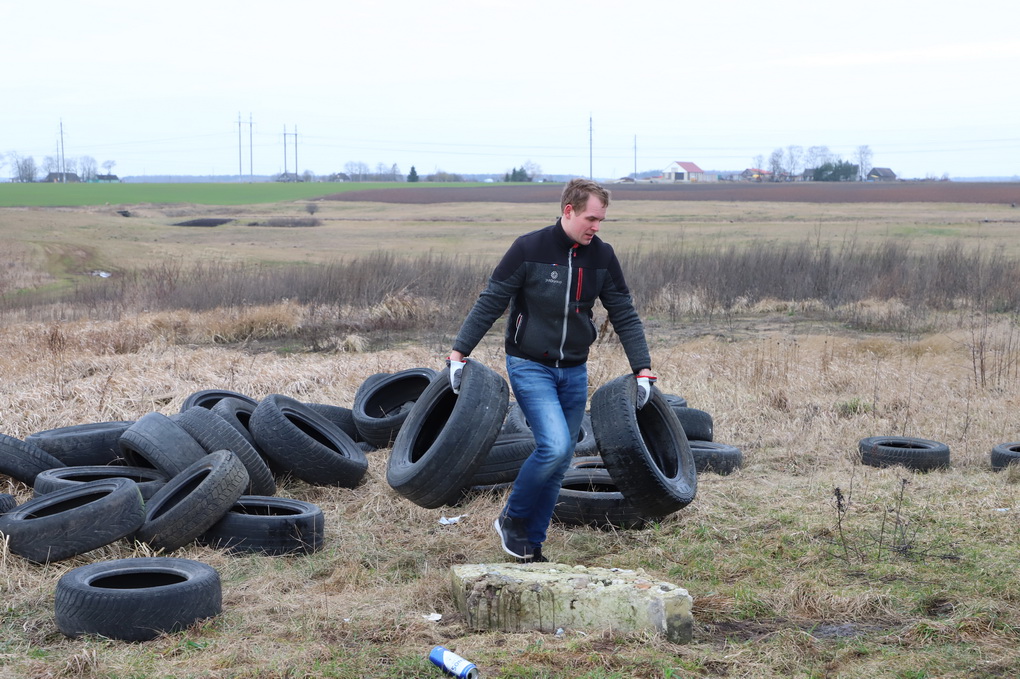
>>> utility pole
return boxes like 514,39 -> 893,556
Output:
248,113 -> 253,179
59,119 -> 66,182
283,125 -> 288,176
633,135 -> 637,178
237,113 -> 243,179
283,125 -> 299,179
588,115 -> 593,180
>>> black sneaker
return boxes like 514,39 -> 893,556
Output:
519,546 -> 549,563
494,512 -> 532,560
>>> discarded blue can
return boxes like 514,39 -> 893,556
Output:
428,645 -> 479,679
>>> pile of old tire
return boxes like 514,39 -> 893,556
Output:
990,442 -> 1020,471
858,435 -> 951,471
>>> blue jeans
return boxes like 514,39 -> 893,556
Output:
505,355 -> 588,547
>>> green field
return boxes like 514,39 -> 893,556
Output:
0,181 -> 482,207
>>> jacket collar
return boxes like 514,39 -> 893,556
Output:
553,218 -> 580,250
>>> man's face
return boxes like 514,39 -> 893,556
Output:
561,195 -> 607,246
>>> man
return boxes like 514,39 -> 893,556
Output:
448,178 -> 656,562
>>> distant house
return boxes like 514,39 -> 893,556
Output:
741,168 -> 772,182
42,172 -> 81,183
868,167 -> 897,181
94,174 -> 119,183
663,161 -> 705,182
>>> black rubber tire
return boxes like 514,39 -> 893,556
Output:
303,403 -> 362,442
387,361 -> 509,508
352,367 -> 437,447
673,406 -> 714,442
571,455 -> 606,469
134,450 -> 250,552
25,421 -> 134,466
55,557 -> 222,641
591,375 -> 698,518
690,441 -> 744,475
552,467 -> 648,530
858,436 -> 950,471
990,442 -> 1020,471
0,433 -> 66,485
664,393 -> 689,410
211,396 -> 270,461
197,495 -> 324,555
33,465 -> 168,500
172,406 -> 276,495
0,478 -> 145,564
352,372 -> 390,411
118,412 -> 208,477
468,432 -> 534,487
501,404 -> 597,457
180,389 -> 257,412
250,394 -> 368,488
0,493 -> 18,515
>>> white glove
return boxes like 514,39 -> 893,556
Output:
447,358 -> 466,394
636,375 -> 657,409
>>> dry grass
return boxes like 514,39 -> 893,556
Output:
2,310 -> 1020,678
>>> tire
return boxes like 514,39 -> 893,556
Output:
0,433 -> 65,485
571,455 -> 606,469
664,393 -> 689,410
0,478 -> 145,563
674,406 -> 714,442
55,557 -> 222,641
591,375 -> 698,518
180,389 -> 257,412
25,421 -> 134,466
211,397 -> 268,459
197,495 -> 324,555
353,367 -> 437,447
387,360 -> 509,508
352,372 -> 390,411
552,467 -> 647,530
250,395 -> 368,488
34,465 -> 168,500
690,441 -> 744,475
303,403 -> 362,442
468,432 -> 534,487
134,450 -> 250,553
0,493 -> 18,515
502,404 -> 597,457
118,412 -> 207,477
991,442 -> 1020,471
172,406 -> 276,496
858,436 -> 950,471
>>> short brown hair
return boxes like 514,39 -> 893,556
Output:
560,178 -> 610,214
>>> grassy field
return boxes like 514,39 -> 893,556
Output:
0,181 -> 497,208
1,191 -> 1020,678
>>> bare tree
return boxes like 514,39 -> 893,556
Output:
784,145 -> 803,178
522,159 -> 543,181
753,154 -> 765,171
102,160 -> 116,176
43,155 -> 61,174
855,145 -> 873,181
390,163 -> 402,181
11,153 -> 37,182
803,146 -> 831,174
79,156 -> 98,182
768,148 -> 785,181
344,161 -> 369,181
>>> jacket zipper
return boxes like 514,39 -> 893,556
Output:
557,245 -> 575,365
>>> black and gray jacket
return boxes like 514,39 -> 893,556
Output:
452,220 -> 651,373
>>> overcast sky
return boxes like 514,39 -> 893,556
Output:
3,0 -> 1017,180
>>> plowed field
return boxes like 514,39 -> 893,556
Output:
323,181 -> 1020,204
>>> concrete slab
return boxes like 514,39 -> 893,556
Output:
451,562 -> 694,644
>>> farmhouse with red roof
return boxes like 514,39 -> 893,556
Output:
663,161 -> 706,182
